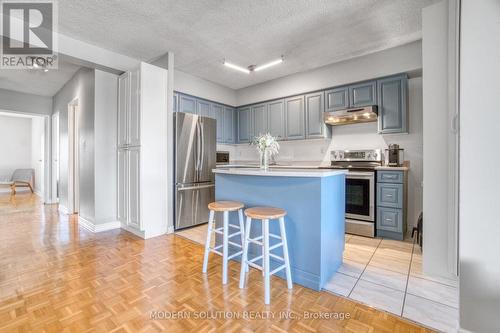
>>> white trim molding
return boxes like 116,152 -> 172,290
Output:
79,216 -> 120,233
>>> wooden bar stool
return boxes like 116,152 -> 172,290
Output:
202,201 -> 245,284
239,206 -> 292,304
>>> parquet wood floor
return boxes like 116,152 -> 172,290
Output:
0,193 -> 435,332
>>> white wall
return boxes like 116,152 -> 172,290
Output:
0,115 -> 32,183
421,0 -> 459,279
174,69 -> 237,106
53,68 -> 95,221
94,70 -> 118,225
31,117 -> 45,195
0,88 -> 52,115
236,41 -> 422,106
459,0 -> 500,331
233,78 -> 423,232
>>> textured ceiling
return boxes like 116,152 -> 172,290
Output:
0,60 -> 81,96
57,0 -> 436,89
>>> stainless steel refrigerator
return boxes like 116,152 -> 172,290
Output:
174,112 -> 216,230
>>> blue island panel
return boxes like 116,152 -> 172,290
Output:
215,173 -> 345,291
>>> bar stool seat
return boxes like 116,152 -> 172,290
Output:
239,206 -> 292,304
245,207 -> 286,220
208,201 -> 244,212
203,201 -> 245,285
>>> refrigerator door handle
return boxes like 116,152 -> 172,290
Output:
199,119 -> 205,174
196,120 -> 202,175
177,183 -> 215,191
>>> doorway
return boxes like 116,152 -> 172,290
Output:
51,113 -> 60,203
68,100 -> 79,214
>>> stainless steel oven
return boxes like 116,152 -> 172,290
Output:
345,171 -> 375,237
331,149 -> 382,237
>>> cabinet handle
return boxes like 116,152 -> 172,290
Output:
386,194 -> 393,197
385,218 -> 392,222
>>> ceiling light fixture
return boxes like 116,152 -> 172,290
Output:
223,56 -> 284,74
254,57 -> 284,72
223,60 -> 250,74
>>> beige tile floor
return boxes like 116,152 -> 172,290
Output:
176,226 -> 459,332
326,234 -> 459,332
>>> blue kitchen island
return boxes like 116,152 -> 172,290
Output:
212,167 -> 347,291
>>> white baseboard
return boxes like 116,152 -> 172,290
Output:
58,204 -> 68,214
79,217 -> 120,233
78,216 -> 95,232
121,222 -> 146,238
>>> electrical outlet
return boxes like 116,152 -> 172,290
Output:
320,147 -> 326,154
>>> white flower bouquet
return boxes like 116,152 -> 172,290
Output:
252,133 -> 280,170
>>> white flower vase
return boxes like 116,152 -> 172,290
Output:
260,149 -> 269,171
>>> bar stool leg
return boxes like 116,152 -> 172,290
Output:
238,209 -> 246,262
239,216 -> 252,288
222,211 -> 229,284
263,218 -> 271,304
279,216 -> 293,289
202,210 -> 215,273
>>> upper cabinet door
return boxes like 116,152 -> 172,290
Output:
285,96 -> 305,140
118,73 -> 129,147
212,104 -> 224,143
377,75 -> 408,134
305,92 -> 328,138
252,103 -> 268,137
223,107 -> 235,144
325,87 -> 349,111
179,94 -> 197,114
197,99 -> 212,118
349,80 -> 377,107
267,99 -> 285,140
129,69 -> 141,146
237,107 -> 253,143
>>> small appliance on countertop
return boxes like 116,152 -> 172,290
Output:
216,151 -> 230,165
385,144 -> 404,167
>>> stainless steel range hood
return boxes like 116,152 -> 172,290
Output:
324,105 -> 378,126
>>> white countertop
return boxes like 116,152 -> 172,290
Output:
212,167 -> 347,178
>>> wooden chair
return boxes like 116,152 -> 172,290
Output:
0,169 -> 35,195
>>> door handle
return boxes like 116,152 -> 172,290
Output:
177,184 -> 215,191
200,121 -> 205,174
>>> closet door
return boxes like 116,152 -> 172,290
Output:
117,149 -> 128,224
129,69 -> 141,146
118,73 -> 129,147
128,147 -> 141,229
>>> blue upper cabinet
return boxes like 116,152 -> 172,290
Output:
212,103 -> 224,143
305,91 -> 329,139
325,87 -> 349,111
197,99 -> 212,118
237,107 -> 253,143
223,107 -> 235,144
267,99 -> 285,140
349,80 -> 377,107
377,75 -> 408,134
252,103 -> 268,137
285,96 -> 305,140
179,94 -> 197,114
